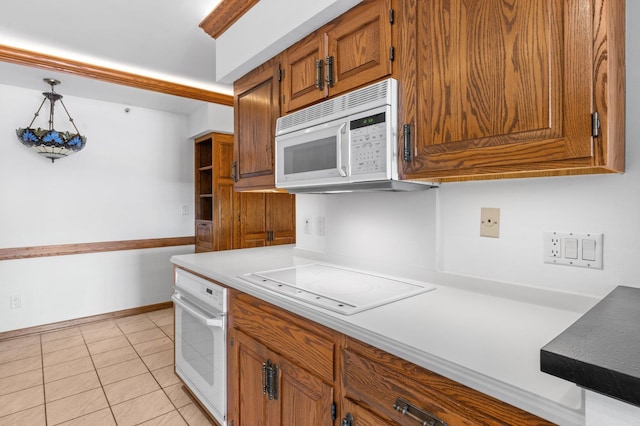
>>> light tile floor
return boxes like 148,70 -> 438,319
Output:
0,308 -> 214,426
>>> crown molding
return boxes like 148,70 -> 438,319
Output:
0,43 -> 233,106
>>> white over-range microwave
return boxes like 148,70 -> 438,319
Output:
275,78 -> 437,193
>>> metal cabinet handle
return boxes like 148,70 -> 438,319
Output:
262,361 -> 268,395
262,359 -> 279,400
316,59 -> 325,90
326,56 -> 335,88
268,362 -> 279,400
393,397 -> 447,426
402,124 -> 412,162
342,413 -> 354,426
231,161 -> 238,182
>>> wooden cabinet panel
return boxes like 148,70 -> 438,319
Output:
232,330 -> 271,425
239,192 -> 268,247
267,193 -> 296,246
343,337 -> 552,425
400,0 -> 624,181
326,0 -> 392,96
214,182 -> 235,251
227,290 -> 338,426
278,354 -> 334,426
231,293 -> 334,383
342,398 -> 393,426
194,133 -> 236,252
281,0 -> 392,114
195,220 -> 213,252
234,58 -> 280,190
238,192 -> 295,248
282,33 -> 326,112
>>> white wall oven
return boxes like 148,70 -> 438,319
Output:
173,269 -> 227,425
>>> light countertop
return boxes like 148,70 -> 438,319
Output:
171,245 -> 600,425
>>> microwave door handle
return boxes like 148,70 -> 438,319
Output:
336,123 -> 347,177
171,293 -> 225,329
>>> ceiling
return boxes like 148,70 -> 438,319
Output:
0,0 -> 232,114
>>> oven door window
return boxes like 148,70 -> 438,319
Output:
173,296 -> 226,424
180,310 -> 215,386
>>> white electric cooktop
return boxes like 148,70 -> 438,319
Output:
240,263 -> 434,315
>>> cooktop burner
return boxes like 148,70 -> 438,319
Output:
240,263 -> 434,315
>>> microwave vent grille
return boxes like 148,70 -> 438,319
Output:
277,79 -> 394,134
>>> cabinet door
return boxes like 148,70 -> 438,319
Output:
282,33 -> 327,113
231,330 -> 270,426
234,58 -> 280,190
213,134 -> 236,251
230,329 -> 334,426
277,353 -> 334,426
239,192 -> 268,248
267,193 -> 296,246
238,193 -> 296,248
326,0 -> 392,96
401,0 -> 599,180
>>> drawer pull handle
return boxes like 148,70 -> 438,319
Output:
393,397 -> 446,426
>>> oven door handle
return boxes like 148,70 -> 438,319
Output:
172,293 -> 225,329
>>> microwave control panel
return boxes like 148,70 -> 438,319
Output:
350,112 -> 387,175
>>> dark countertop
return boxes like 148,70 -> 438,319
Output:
541,285 -> 640,407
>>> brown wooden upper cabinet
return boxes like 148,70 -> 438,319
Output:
237,192 -> 296,248
398,0 -> 625,182
281,0 -> 393,113
233,57 -> 281,191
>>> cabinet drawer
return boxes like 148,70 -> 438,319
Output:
230,291 -> 336,383
195,220 -> 213,251
343,337 -> 552,425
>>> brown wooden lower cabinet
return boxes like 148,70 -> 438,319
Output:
226,290 -> 553,426
227,290 -> 337,425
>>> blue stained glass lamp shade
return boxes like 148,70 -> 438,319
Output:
16,128 -> 86,162
16,78 -> 87,163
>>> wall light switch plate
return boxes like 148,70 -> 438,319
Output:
543,231 -> 603,269
480,208 -> 500,238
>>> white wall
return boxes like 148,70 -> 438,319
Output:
215,0 -> 361,82
188,103 -> 234,139
296,1 -> 639,300
0,83 -> 198,332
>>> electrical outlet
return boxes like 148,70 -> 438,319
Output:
304,217 -> 312,234
543,231 -> 603,269
480,208 -> 500,238
10,295 -> 20,309
181,204 -> 189,216
316,216 -> 326,236
543,233 -> 562,258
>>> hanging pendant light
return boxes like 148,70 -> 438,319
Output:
16,78 -> 87,163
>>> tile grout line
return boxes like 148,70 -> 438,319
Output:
79,325 -> 119,426
119,312 -> 194,426
0,310 -> 183,426
40,333 -> 48,426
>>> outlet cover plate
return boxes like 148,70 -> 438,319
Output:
480,208 -> 500,238
543,231 -> 603,269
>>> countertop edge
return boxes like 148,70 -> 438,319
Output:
540,286 -> 640,409
171,253 -> 585,425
